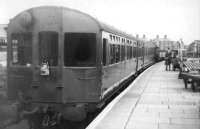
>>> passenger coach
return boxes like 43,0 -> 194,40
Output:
7,6 -> 156,123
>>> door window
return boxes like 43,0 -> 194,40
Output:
39,32 -> 58,66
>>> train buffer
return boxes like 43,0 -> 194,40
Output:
86,62 -> 200,129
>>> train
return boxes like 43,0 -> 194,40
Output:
7,6 -> 157,127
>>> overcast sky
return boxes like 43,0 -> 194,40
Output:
1,0 -> 200,44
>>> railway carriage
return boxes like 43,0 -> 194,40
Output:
7,6 -> 156,124
143,40 -> 157,67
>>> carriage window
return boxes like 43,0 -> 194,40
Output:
121,45 -> 125,61
39,32 -> 58,66
127,46 -> 129,59
109,35 -> 112,41
110,44 -> 115,64
103,38 -> 107,66
116,45 -> 120,63
130,46 -> 133,58
11,33 -> 32,65
138,48 -> 141,57
127,46 -> 131,59
64,33 -> 96,67
139,48 -> 142,57
133,47 -> 137,57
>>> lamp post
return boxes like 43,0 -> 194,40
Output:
178,40 -> 183,79
179,39 -> 184,71
178,39 -> 183,62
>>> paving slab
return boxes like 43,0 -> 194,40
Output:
87,62 -> 200,129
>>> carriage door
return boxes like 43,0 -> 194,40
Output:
32,31 -> 60,102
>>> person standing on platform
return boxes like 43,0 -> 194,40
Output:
165,56 -> 169,71
172,55 -> 180,71
165,49 -> 171,71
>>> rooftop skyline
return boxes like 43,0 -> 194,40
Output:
1,0 -> 200,44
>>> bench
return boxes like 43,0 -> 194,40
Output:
180,62 -> 200,92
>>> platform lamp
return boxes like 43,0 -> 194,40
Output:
179,39 -> 184,61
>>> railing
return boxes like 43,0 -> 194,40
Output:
183,62 -> 200,71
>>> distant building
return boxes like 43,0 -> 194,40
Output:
152,35 -> 176,51
151,35 -> 178,59
187,40 -> 200,57
0,24 -> 7,46
0,24 -> 7,51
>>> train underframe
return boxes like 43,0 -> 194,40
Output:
16,70 -> 141,128
17,100 -> 97,128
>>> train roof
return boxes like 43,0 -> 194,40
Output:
10,6 -> 136,40
62,6 -> 136,39
98,21 -> 135,39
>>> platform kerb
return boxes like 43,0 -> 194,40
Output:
87,62 -> 200,129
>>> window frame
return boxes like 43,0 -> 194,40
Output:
10,32 -> 32,66
38,31 -> 59,67
64,32 -> 97,67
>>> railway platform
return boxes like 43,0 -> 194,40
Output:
87,62 -> 200,129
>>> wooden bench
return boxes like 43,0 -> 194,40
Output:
180,62 -> 200,92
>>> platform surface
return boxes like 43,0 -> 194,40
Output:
87,62 -> 200,129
